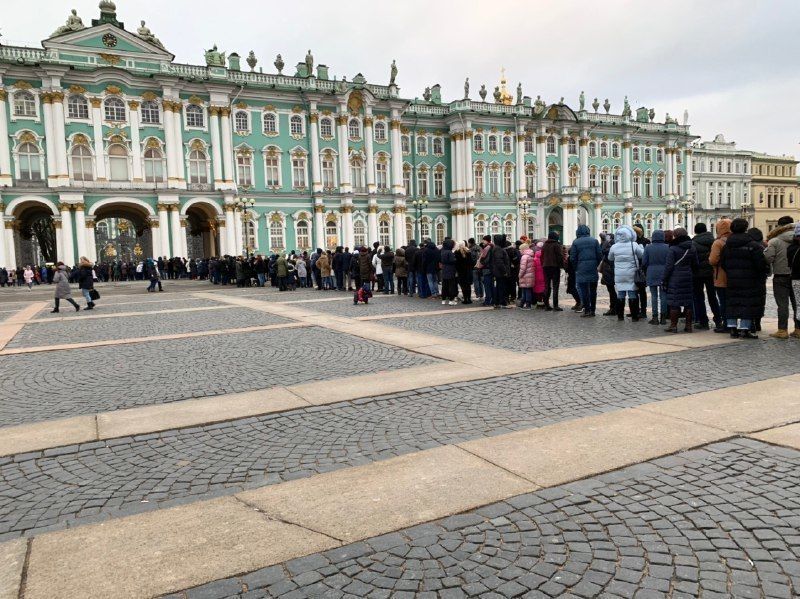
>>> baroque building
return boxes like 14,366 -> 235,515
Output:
0,1 -> 696,267
749,153 -> 799,233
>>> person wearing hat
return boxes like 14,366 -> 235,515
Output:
541,230 -> 566,311
719,218 -> 768,338
662,228 -> 698,332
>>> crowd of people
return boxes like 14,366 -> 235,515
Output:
4,216 -> 799,338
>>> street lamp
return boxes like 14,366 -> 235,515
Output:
517,199 -> 531,238
412,198 -> 428,242
234,196 -> 256,257
679,198 -> 695,229
740,201 -> 751,224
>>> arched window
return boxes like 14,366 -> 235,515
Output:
376,157 -> 389,191
104,97 -> 126,122
546,136 -> 556,154
71,144 -> 93,181
353,219 -> 367,248
244,219 -> 258,253
502,136 -> 512,154
374,121 -> 387,142
234,110 -> 249,132
379,216 -> 391,246
474,134 -> 484,153
656,149 -> 664,162
236,152 -> 253,186
473,162 -> 485,194
600,169 -> 609,194
600,142 -> 608,158
436,221 -> 446,245
503,217 -> 514,239
403,165 -> 411,195
420,217 -> 431,240
588,141 -> 597,158
632,146 -> 640,161
348,118 -> 361,140
143,147 -> 164,182
401,135 -> 410,154
644,147 -> 652,162
633,172 -> 641,197
613,212 -> 622,230
488,135 -> 498,153
433,169 -> 445,197
406,218 -> 414,243
140,100 -> 160,124
269,217 -> 284,250
13,91 -> 36,117
319,117 -> 333,138
602,217 -> 610,233
490,217 -> 501,235
611,169 -> 620,195
644,172 -> 653,197
264,148 -> 281,187
263,112 -> 277,134
325,217 -> 338,249
475,217 -> 486,238
290,115 -> 304,136
67,95 -> 89,120
589,167 -> 597,188
296,220 -> 311,250
17,142 -> 41,180
611,143 -> 620,159
321,153 -> 336,189
416,135 -> 427,154
568,138 -> 577,155
657,174 -> 664,197
108,144 -> 129,181
350,156 -> 365,191
433,137 -> 444,155
188,148 -> 208,183
185,104 -> 204,128
568,166 -> 578,187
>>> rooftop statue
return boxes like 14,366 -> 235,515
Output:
516,83 -> 522,105
464,77 -> 470,100
137,20 -> 164,49
52,9 -> 85,37
493,86 -> 501,103
579,91 -> 585,111
592,97 -> 599,113
622,95 -> 631,117
274,54 -> 284,74
204,45 -> 225,67
534,95 -> 545,114
305,50 -> 314,76
683,109 -> 689,125
246,50 -> 257,71
479,84 -> 487,102
389,60 -> 397,85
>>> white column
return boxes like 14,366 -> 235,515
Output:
368,206 -> 378,244
85,220 -> 97,263
594,203 -> 603,235
4,221 -> 17,268
464,128 -> 474,199
536,132 -> 547,195
684,150 -> 692,201
672,149 -> 680,199
169,206 -> 181,256
54,221 -> 64,263
559,131 -> 569,189
389,117 -> 404,195
449,135 -> 458,196
309,112 -> 322,194
173,104 -> 186,183
364,115 -> 375,194
622,138 -> 632,198
219,108 -> 234,184
563,205 -> 577,245
128,101 -> 143,181
224,206 -> 236,255
313,205 -> 325,249
341,206 -> 354,249
51,92 -> 69,184
59,204 -> 75,265
665,148 -> 674,200
515,126 -> 526,199
579,136 -> 589,189
157,204 -> 170,256
178,216 -> 188,257
0,217 -> 7,267
42,94 -> 57,185
162,102 -> 177,182
393,208 -> 404,248
209,107 -> 224,186
89,98 -> 106,181
336,114 -> 351,193
0,91 -> 12,184
74,203 -> 87,259
624,208 -> 633,227
233,210 -> 243,256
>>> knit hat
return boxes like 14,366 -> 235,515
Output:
548,231 -> 560,241
673,227 -> 688,238
795,222 -> 800,237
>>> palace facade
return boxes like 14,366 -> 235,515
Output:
0,1 -> 697,267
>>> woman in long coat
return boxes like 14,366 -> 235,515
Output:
662,228 -> 698,333
720,218 -> 768,338
51,262 -> 80,313
607,226 -> 644,321
77,257 -> 96,310
517,243 -> 535,309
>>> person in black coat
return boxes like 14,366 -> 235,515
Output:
454,242 -> 475,304
747,227 -> 768,332
404,240 -> 419,296
720,218 -> 768,338
691,223 -> 722,330
662,228 -> 698,333
77,257 -> 96,310
490,234 -> 511,308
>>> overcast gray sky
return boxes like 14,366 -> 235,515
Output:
5,0 -> 799,159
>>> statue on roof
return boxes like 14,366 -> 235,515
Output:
683,109 -> 689,125
389,60 -> 397,85
622,95 -> 631,117
603,98 -> 610,114
137,20 -> 164,49
246,51 -> 257,71
534,95 -> 545,114
423,86 -> 432,102
479,84 -> 487,102
204,45 -> 225,67
52,9 -> 85,37
464,77 -> 470,100
274,54 -> 284,74
592,97 -> 599,112
493,86 -> 501,103
579,91 -> 585,111
305,50 -> 314,76
516,83 -> 522,105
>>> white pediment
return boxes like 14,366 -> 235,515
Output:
43,23 -> 174,61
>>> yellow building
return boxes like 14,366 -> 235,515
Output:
750,153 -> 799,232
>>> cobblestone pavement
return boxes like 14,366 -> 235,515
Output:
6,307 -> 291,348
169,438 -> 800,599
32,297 -> 223,316
0,327 -> 435,428
383,309 -> 671,352
1,342 -> 798,538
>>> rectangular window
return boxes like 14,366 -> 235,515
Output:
417,170 -> 428,196
403,169 -> 411,196
489,168 -> 499,194
236,155 -> 252,186
322,158 -> 335,189
292,158 -> 306,188
376,162 -> 388,190
265,157 -> 280,187
434,171 -> 444,197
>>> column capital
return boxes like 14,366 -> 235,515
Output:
363,116 -> 373,127
41,92 -> 54,104
85,219 -> 95,228
58,202 -> 74,212
0,90 -> 7,101
209,106 -> 221,117
309,112 -> 319,123
536,135 -> 547,144
335,115 -> 348,126
621,141 -> 631,149
74,202 -> 85,211
90,97 -> 102,108
51,91 -> 65,103
128,100 -> 140,110
579,138 -> 588,146
314,204 -> 326,213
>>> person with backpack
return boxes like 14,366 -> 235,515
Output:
662,228 -> 698,333
393,247 -> 408,296
607,225 -> 644,321
691,223 -> 722,330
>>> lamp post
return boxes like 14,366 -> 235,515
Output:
740,201 -> 751,225
679,198 -> 695,230
234,195 -> 256,257
412,198 -> 428,242
517,198 -> 531,239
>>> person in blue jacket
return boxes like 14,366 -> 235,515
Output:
608,225 -> 644,321
568,224 -> 602,317
642,230 -> 670,325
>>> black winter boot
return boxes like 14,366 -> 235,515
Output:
664,309 -> 680,333
617,299 -> 625,321
630,298 -> 641,322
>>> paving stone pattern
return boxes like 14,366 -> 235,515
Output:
170,439 -> 800,599
33,297 -> 224,317
7,307 -> 292,348
1,342 -> 798,538
0,326 -> 435,427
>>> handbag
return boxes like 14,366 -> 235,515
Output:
89,289 -> 100,301
631,242 -> 646,284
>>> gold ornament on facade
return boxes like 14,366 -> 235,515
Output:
141,91 -> 157,101
335,115 -> 348,126
99,53 -> 121,65
190,139 -> 206,151
53,220 -> 63,229
145,137 -> 161,149
548,196 -> 561,206
19,131 -> 36,143
363,116 -> 374,127
209,106 -> 220,116
4,221 -> 16,230
105,85 -> 122,95
0,90 -> 6,101
340,205 -> 353,214
41,92 -> 53,104
218,107 -> 229,116
90,97 -> 102,108
109,134 -> 125,144
579,138 -> 588,146
74,203 -> 85,211
536,135 -> 547,144
188,95 -> 203,105
128,100 -> 140,110
347,90 -> 363,114
13,81 -> 33,89
235,101 -> 247,109
621,141 -> 631,149
314,205 -> 325,213
309,112 -> 319,123
290,105 -> 303,114
86,219 -> 96,228
400,126 -> 409,134
51,91 -> 65,103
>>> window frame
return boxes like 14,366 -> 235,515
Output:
67,94 -> 90,120
103,97 -> 127,123
185,104 -> 205,129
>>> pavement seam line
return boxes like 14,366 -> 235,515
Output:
21,304 -> 232,324
16,537 -> 32,599
0,302 -> 48,350
231,495 -> 345,544
453,444 -> 541,487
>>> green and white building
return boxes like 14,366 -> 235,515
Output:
0,1 -> 697,267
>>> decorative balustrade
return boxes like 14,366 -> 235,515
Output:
0,46 -> 47,63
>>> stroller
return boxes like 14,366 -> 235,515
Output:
353,283 -> 373,305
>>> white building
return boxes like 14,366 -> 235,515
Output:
691,134 -> 752,229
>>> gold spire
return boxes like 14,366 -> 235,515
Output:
499,67 -> 513,105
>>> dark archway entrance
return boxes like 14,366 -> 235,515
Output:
14,203 -> 57,265
547,206 -> 564,239
185,203 -> 220,258
93,204 -> 153,263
